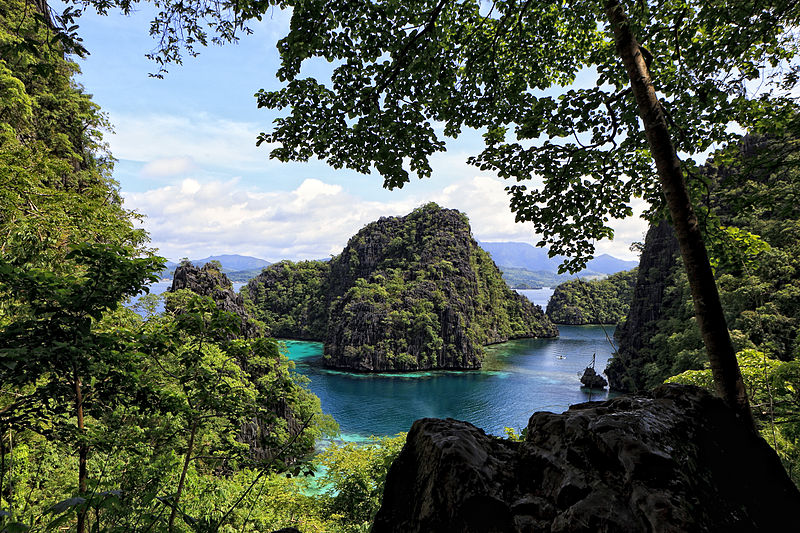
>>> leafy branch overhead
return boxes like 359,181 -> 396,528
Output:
252,0 -> 800,271
48,0 -> 800,270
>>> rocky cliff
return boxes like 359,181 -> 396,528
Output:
169,263 -> 319,463
606,132 -> 800,391
246,203 -> 557,371
170,262 -> 262,339
373,384 -> 800,532
604,221 -> 680,391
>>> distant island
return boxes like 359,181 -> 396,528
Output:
159,254 -> 272,282
244,203 -> 558,371
546,270 -> 637,325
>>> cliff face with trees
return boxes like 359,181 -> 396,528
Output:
0,4 -> 337,529
605,221 -> 682,391
246,204 -> 557,371
171,261 -> 262,338
546,269 -> 636,325
605,133 -> 800,481
607,134 -> 800,393
244,260 -> 329,339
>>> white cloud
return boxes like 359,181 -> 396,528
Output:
124,178 -> 417,261
433,175 -> 536,243
108,112 -> 269,172
431,176 -> 647,261
123,175 -> 647,263
141,156 -> 195,177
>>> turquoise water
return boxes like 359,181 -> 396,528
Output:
133,282 -> 613,438
283,324 -> 616,438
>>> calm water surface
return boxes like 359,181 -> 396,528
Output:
515,287 -> 555,310
136,282 -> 612,439
284,324 -> 615,439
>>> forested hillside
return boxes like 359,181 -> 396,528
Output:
245,259 -> 330,339
5,0 -> 800,528
245,204 -> 558,371
0,3 -> 348,530
546,270 -> 637,325
609,134 -> 800,389
606,131 -> 800,482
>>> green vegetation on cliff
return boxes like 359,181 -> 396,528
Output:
246,204 -> 557,371
244,260 -> 330,339
606,130 -> 800,483
546,270 -> 637,325
0,5 -> 339,528
609,132 -> 800,392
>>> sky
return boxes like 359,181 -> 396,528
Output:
71,5 -> 648,263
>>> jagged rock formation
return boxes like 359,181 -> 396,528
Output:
546,270 -> 636,325
579,367 -> 608,389
246,203 -> 557,371
373,384 -> 800,532
169,263 -> 314,463
170,262 -> 262,339
605,221 -> 680,391
606,133 -> 800,392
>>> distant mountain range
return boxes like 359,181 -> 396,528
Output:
159,244 -> 637,287
479,241 -> 638,288
478,242 -> 637,274
160,254 -> 271,281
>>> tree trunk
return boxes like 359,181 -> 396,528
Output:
603,0 -> 754,428
26,0 -> 53,27
1,431 -> 6,511
75,375 -> 88,533
168,420 -> 198,532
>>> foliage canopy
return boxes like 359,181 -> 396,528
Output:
50,0 -> 800,271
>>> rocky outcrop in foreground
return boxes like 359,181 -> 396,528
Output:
374,384 -> 800,532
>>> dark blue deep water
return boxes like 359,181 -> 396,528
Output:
284,324 -> 616,440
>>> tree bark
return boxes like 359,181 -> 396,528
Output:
603,0 -> 754,428
26,0 -> 54,27
75,375 -> 88,533
168,420 -> 198,532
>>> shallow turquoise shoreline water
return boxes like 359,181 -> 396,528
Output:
134,282 -> 613,438
283,324 -> 615,438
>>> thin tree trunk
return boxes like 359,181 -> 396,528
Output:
1,430 -> 6,511
603,0 -> 754,428
168,420 -> 198,532
75,375 -> 88,533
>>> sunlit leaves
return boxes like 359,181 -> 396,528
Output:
248,0 -> 800,270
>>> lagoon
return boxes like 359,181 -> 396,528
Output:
136,281 -> 614,439
284,324 -> 615,440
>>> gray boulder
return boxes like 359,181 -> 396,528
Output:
373,384 -> 800,532
580,367 -> 608,389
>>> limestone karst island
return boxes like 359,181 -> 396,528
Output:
3,0 -> 800,531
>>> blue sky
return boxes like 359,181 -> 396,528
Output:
71,5 -> 647,262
